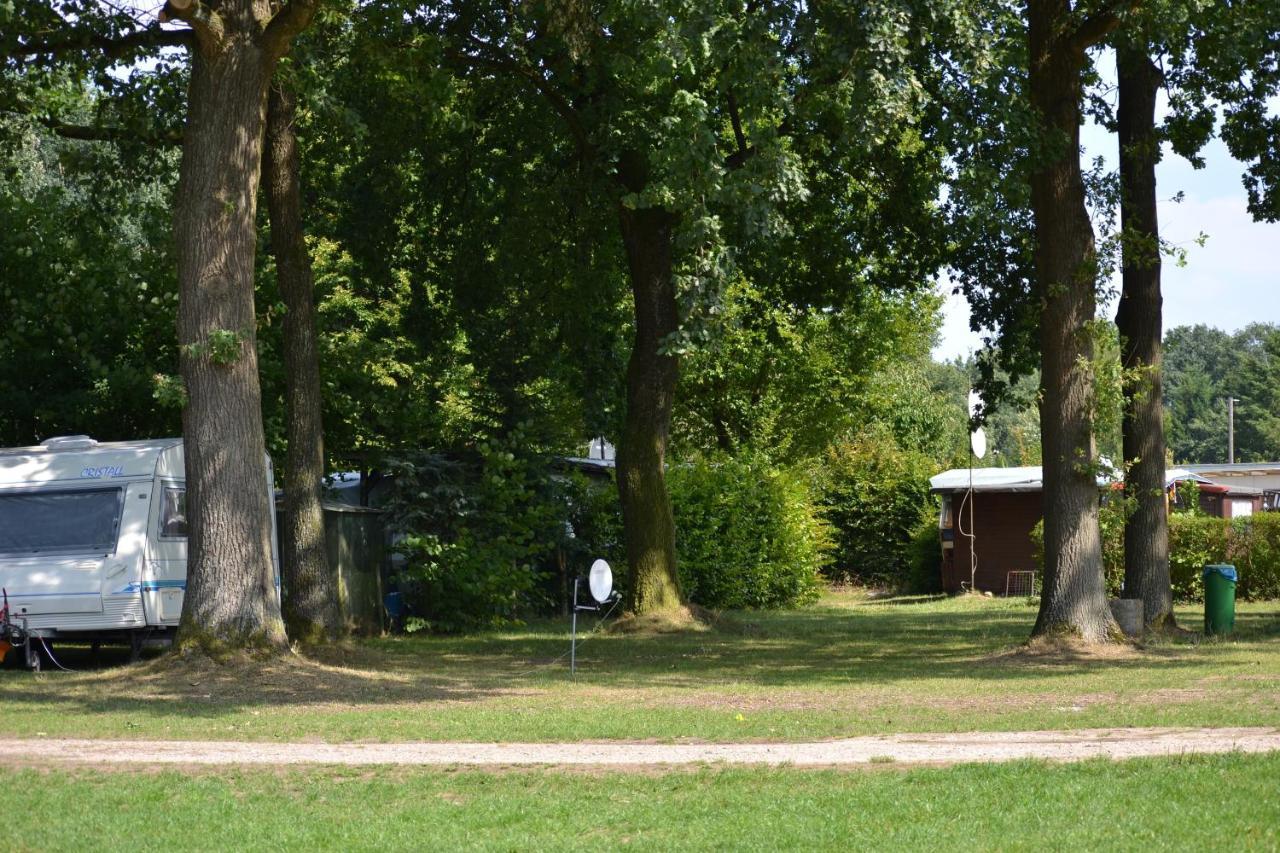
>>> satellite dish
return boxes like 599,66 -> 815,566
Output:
967,390 -> 982,420
971,426 -> 988,459
588,559 -> 613,604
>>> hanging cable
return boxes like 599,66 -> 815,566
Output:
37,636 -> 75,673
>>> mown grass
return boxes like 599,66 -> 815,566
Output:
0,591 -> 1276,742
5,753 -> 1279,851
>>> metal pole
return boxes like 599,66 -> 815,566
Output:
570,578 -> 578,676
969,450 -> 976,594
1228,397 -> 1238,464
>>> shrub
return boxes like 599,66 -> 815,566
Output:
1031,508 -> 1280,603
560,470 -> 628,591
1227,513 -> 1280,601
816,429 -> 938,587
904,513 -> 943,594
667,455 -> 829,609
383,439 -> 565,632
1167,514 -> 1229,601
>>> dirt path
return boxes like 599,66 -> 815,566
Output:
0,727 -> 1277,768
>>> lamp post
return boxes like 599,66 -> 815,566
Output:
1228,397 -> 1240,464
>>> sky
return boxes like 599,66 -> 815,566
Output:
933,57 -> 1280,363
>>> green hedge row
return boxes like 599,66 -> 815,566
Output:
386,448 -> 829,630
1166,513 -> 1280,601
1045,507 -> 1280,602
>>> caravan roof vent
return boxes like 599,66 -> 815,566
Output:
41,435 -> 99,452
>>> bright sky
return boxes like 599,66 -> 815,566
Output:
933,53 -> 1280,362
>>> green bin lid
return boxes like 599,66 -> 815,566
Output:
1203,564 -> 1238,582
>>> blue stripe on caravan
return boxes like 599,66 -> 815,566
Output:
2,591 -> 102,597
111,580 -> 187,595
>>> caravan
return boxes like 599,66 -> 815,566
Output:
0,436 -> 278,666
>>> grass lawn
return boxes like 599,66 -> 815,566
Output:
4,753 -> 1278,851
0,591 -> 1276,742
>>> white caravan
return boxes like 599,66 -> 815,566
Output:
0,436 -> 278,663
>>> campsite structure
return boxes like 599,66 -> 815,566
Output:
929,465 -> 1265,595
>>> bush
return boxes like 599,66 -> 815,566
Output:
1227,513 -> 1280,601
816,429 -> 938,588
1167,514 -> 1230,601
383,439 -> 565,632
667,456 -> 829,609
1031,508 -> 1280,603
561,470 -> 628,590
905,514 -> 943,594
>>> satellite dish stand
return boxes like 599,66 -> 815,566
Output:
570,559 -> 617,676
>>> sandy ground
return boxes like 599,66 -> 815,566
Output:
0,727 -> 1276,769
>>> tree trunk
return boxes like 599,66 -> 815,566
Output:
265,78 -> 341,643
1116,45 -> 1173,630
170,0 -> 316,656
1027,0 -> 1120,643
616,203 -> 683,615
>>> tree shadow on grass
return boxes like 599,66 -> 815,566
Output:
0,596 -> 1275,724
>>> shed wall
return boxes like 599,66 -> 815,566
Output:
943,491 -> 1043,594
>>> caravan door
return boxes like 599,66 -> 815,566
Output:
143,480 -> 188,625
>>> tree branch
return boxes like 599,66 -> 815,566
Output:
1069,0 -> 1143,52
5,26 -> 191,61
444,42 -> 593,162
37,117 -> 182,146
261,0 -> 320,62
2,95 -> 183,146
725,90 -> 756,171
160,0 -> 225,56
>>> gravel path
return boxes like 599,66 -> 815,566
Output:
0,727 -> 1277,768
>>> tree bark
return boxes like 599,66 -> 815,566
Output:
171,0 -> 316,656
265,78 -> 342,643
1027,0 -> 1121,643
1116,45 -> 1173,630
615,202 -> 683,615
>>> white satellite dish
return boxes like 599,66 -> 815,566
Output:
967,390 -> 982,420
588,559 -> 613,604
970,426 -> 987,459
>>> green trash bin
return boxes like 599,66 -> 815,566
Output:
1203,564 -> 1237,636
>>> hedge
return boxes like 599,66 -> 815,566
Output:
1037,508 -> 1280,602
667,456 -> 829,610
815,430 -> 938,588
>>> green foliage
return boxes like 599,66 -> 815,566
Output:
1035,503 -> 1280,603
560,471 -> 627,588
905,513 -> 944,594
0,111 -> 181,444
382,436 -> 566,632
672,278 -> 951,463
1230,514 -> 1280,601
1167,514 -> 1230,600
182,329 -> 245,367
666,456 -> 828,610
817,428 -> 939,588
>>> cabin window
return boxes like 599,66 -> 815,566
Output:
0,487 -> 124,555
160,487 -> 188,538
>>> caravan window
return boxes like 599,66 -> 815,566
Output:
0,487 -> 124,555
160,487 -> 188,538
